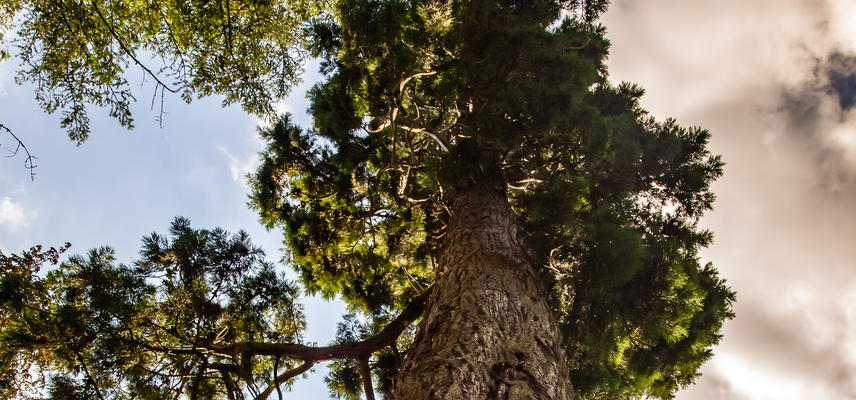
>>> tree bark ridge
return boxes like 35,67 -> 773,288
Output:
392,187 -> 572,399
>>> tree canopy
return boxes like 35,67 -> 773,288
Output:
0,0 -> 324,142
1,0 -> 734,399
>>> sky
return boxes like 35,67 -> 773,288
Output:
2,1 -> 856,399
605,1 -> 856,398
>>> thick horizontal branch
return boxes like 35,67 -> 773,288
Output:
203,289 -> 430,362
136,288 -> 431,400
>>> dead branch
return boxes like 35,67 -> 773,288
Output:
1,124 -> 37,180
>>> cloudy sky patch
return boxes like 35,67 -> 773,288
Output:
605,1 -> 856,398
0,59 -> 8,95
0,196 -> 34,232
218,144 -> 258,183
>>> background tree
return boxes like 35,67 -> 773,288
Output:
1,219 -> 309,400
0,0 -> 735,399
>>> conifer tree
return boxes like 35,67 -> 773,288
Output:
1,0 -> 734,399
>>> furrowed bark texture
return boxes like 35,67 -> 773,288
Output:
392,187 -> 572,399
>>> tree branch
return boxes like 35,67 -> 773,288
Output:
133,290 -> 430,397
253,361 -> 314,400
188,358 -> 209,400
218,370 -> 239,400
396,124 -> 449,153
204,288 -> 430,361
75,352 -> 107,400
397,71 -> 438,95
272,356 -> 284,400
89,1 -> 178,94
1,124 -> 37,180
358,356 -> 375,400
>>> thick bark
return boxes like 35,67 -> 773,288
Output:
392,187 -> 572,399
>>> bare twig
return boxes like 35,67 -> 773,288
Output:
1,124 -> 37,180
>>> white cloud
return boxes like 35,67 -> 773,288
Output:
827,0 -> 856,53
217,145 -> 258,183
0,196 -> 34,231
604,1 -> 856,399
710,351 -> 846,400
605,0 -> 832,118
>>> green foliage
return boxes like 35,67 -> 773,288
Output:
0,218 -> 305,399
2,0 -> 326,142
249,1 -> 734,398
511,84 -> 733,398
250,114 -> 433,313
3,0 -> 733,398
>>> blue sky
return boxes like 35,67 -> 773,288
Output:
0,56 -> 345,396
5,1 -> 856,399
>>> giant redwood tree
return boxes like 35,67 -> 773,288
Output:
1,0 -> 734,399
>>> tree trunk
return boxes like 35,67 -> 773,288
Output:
391,186 -> 573,399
